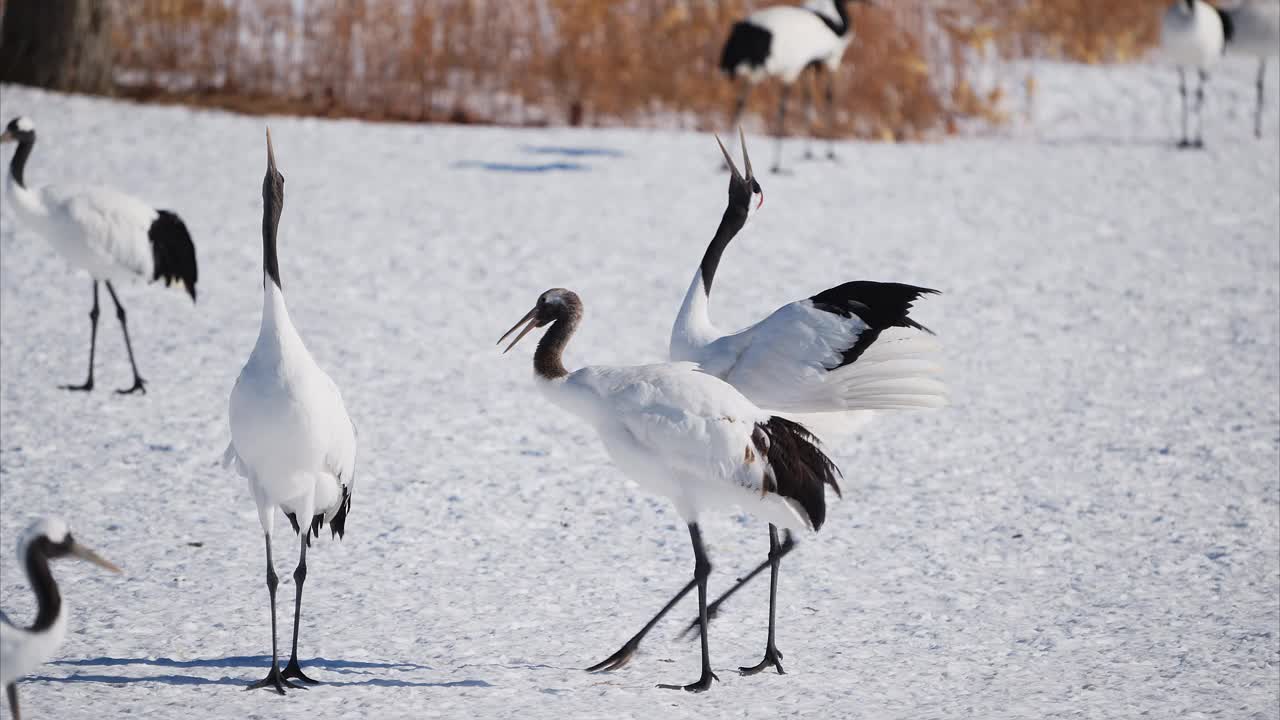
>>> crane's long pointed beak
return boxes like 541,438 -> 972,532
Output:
498,308 -> 539,353
70,542 -> 121,573
266,126 -> 276,170
738,126 -> 753,180
715,132 -> 742,181
0,130 -> 14,144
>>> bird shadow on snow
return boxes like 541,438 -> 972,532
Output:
452,160 -> 590,173
453,144 -> 624,173
36,656 -> 491,689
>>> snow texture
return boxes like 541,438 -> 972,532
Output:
1,57 -> 1278,719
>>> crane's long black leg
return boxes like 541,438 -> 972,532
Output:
739,524 -> 787,676
773,83 -> 791,173
585,576 -> 698,673
248,532 -> 302,693
823,65 -> 839,160
1177,67 -> 1191,148
658,523 -> 718,692
281,531 -> 318,684
1256,59 -> 1267,140
104,282 -> 146,395
61,281 -> 99,392
801,66 -> 817,159
679,529 -> 797,639
6,682 -> 18,720
1193,68 -> 1208,149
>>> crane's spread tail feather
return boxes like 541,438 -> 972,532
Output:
753,417 -> 842,531
781,280 -> 949,419
149,210 -> 198,302
812,328 -> 949,412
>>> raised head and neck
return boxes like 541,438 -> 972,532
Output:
262,128 -> 284,290
671,132 -> 762,358
1,116 -> 37,190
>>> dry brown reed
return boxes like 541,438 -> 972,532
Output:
93,0 -> 1172,138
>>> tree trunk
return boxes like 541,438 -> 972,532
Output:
0,0 -> 113,95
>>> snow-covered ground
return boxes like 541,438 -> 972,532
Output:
1,57 -> 1277,719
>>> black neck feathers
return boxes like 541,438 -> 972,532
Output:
809,1 -> 852,36
700,196 -> 750,295
9,135 -> 33,188
25,539 -> 63,633
534,300 -> 582,380
262,172 -> 284,289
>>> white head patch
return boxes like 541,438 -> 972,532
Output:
16,517 -> 69,563
14,116 -> 34,132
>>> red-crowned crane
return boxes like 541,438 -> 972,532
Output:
1222,0 -> 1280,138
1,518 -> 120,720
223,129 -> 358,694
666,130 -> 945,645
500,288 -> 842,692
720,0 -> 872,172
1161,0 -> 1228,148
1,116 -> 198,394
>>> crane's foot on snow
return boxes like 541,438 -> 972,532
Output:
115,377 -> 147,395
60,379 -> 93,392
739,644 -> 785,675
585,641 -> 639,673
247,666 -> 306,694
658,669 -> 719,693
281,658 -> 320,685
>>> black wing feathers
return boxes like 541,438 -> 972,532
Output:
809,281 -> 939,369
148,210 -> 198,301
753,417 -> 842,531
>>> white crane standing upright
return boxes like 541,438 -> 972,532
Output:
1222,0 -> 1280,138
500,287 -> 843,691
0,116 -> 198,394
666,130 -> 945,639
720,0 -> 872,172
1161,0 -> 1228,148
223,129 -> 357,694
1,518 -> 119,720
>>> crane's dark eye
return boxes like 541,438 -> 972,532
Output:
750,180 -> 762,194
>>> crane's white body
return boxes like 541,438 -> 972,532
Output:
6,173 -> 158,284
732,2 -> 852,83
670,270 -> 945,429
0,519 -> 71,688
0,609 -> 65,688
224,283 -> 356,536
1224,0 -> 1280,57
1161,0 -> 1226,67
539,361 -> 816,531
